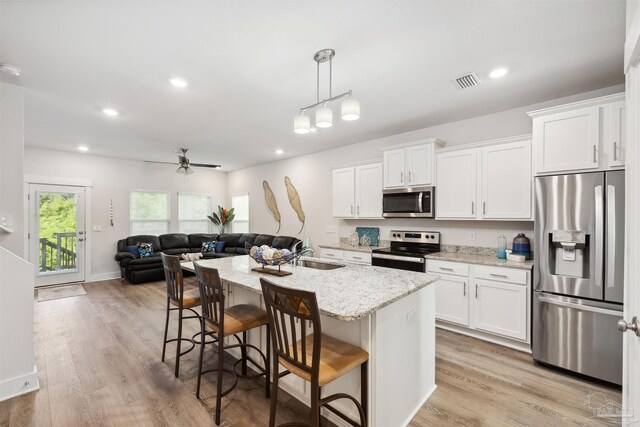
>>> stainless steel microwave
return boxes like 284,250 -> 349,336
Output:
382,186 -> 434,218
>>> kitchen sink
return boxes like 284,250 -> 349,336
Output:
297,260 -> 345,270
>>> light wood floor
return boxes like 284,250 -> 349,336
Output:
0,278 -> 621,427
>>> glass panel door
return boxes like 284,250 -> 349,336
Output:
29,184 -> 86,286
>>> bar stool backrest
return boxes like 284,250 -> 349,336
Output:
260,278 -> 321,381
161,253 -> 184,303
194,263 -> 225,332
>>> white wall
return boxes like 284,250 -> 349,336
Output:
0,77 -> 38,401
227,84 -> 624,251
24,148 -> 227,280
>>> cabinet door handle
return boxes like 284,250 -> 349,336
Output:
357,206 -> 360,215
593,145 -> 598,163
439,267 -> 454,271
463,282 -> 467,296
353,256 -> 362,260
408,171 -> 412,182
490,273 -> 509,278
475,284 -> 478,299
483,201 -> 486,215
613,141 -> 618,161
400,172 -> 404,183
471,201 -> 475,215
350,205 -> 354,215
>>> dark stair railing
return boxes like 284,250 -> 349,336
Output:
39,232 -> 77,272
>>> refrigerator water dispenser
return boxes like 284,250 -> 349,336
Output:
549,230 -> 589,278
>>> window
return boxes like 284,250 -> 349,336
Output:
178,193 -> 211,233
232,194 -> 249,233
130,191 -> 170,236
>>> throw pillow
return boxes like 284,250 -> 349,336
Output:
182,252 -> 203,262
124,245 -> 139,258
202,241 -> 216,253
214,241 -> 226,253
137,242 -> 154,258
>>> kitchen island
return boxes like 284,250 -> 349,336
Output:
181,255 -> 439,427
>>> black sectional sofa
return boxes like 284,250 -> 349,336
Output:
114,233 -> 301,284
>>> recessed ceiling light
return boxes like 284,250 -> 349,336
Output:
77,145 -> 89,152
169,77 -> 188,88
102,108 -> 119,116
275,149 -> 284,155
489,68 -> 508,79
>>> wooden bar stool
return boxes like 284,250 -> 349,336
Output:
194,262 -> 271,426
260,278 -> 368,427
160,253 -> 202,378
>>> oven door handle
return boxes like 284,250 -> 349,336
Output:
372,253 -> 425,263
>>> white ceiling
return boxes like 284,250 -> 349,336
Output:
1,1 -> 625,171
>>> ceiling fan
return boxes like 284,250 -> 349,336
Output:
145,148 -> 221,175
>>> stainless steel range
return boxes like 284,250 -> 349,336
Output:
371,231 -> 440,272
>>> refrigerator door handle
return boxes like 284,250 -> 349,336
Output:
594,185 -> 604,289
607,184 -> 616,288
537,293 -> 622,317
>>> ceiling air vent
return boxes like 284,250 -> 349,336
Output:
454,72 -> 480,89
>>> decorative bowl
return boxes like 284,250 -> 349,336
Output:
248,245 -> 296,267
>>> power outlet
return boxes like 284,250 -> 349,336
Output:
469,232 -> 476,242
406,309 -> 416,324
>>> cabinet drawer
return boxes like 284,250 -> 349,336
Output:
474,265 -> 527,285
344,251 -> 371,264
427,260 -> 469,277
320,248 -> 344,261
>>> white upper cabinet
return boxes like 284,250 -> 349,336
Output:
355,163 -> 383,218
382,139 -> 444,189
609,100 -> 625,168
528,93 -> 625,175
332,162 -> 382,219
436,137 -> 532,221
383,149 -> 405,189
436,148 -> 477,219
332,167 -> 355,217
405,144 -> 434,186
481,141 -> 532,219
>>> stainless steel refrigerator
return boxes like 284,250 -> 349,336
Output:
533,171 -> 624,385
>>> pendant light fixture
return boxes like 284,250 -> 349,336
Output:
293,49 -> 360,134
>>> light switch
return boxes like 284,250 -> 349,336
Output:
93,225 -> 102,232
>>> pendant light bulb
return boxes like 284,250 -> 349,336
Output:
315,106 -> 333,128
294,114 -> 311,134
341,97 -> 360,121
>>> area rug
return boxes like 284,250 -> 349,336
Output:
37,284 -> 86,302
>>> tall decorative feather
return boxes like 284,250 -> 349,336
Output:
262,180 -> 281,233
284,176 -> 305,234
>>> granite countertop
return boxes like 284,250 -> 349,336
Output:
181,255 -> 439,321
318,242 -> 384,253
425,251 -> 534,270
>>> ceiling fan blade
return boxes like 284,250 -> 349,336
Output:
144,160 -> 179,165
190,162 -> 222,169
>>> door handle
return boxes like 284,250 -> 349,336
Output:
408,171 -> 412,182
613,141 -> 618,161
618,317 -> 640,337
475,284 -> 478,299
463,282 -> 467,296
357,206 -> 360,215
471,201 -> 475,215
400,172 -> 404,183
350,205 -> 354,215
593,145 -> 598,163
439,267 -> 454,271
489,273 -> 509,278
483,201 -> 486,215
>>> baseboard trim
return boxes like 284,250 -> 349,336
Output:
0,366 -> 39,402
89,271 -> 121,282
436,322 -> 532,353
401,384 -> 437,427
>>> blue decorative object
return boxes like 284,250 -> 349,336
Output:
202,241 -> 216,253
125,245 -> 139,259
214,241 -> 226,253
137,242 -> 154,258
356,227 -> 380,246
512,233 -> 532,260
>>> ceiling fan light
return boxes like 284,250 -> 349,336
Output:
294,114 -> 310,134
341,97 -> 360,121
315,106 -> 333,128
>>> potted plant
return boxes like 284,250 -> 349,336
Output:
208,206 -> 235,234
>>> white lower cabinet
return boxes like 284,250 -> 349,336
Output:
319,247 -> 371,265
429,260 -> 531,349
472,279 -> 527,341
435,274 -> 469,326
